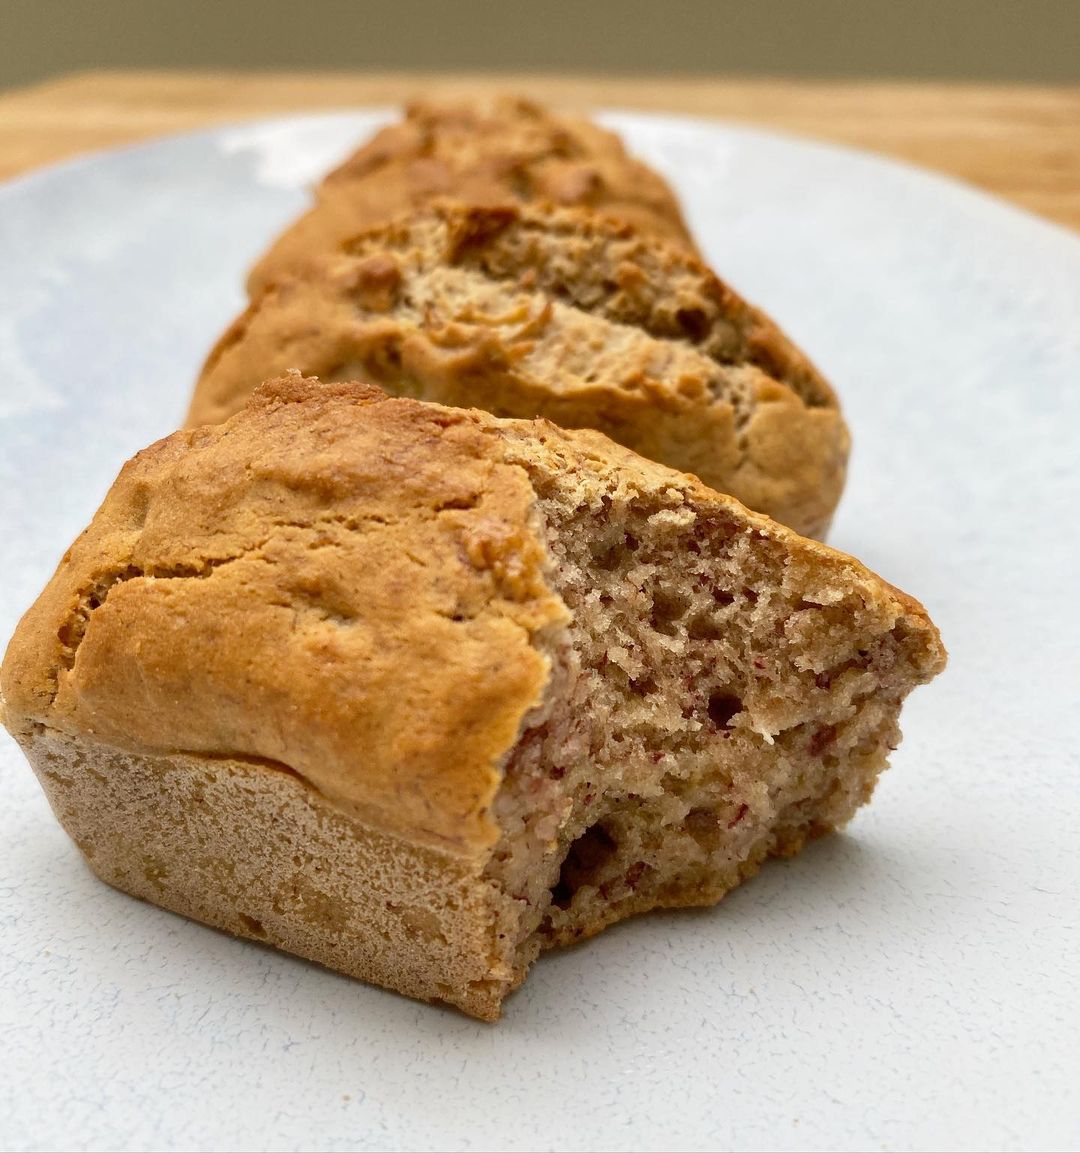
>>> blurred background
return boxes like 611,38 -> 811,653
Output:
3,0 -> 1080,89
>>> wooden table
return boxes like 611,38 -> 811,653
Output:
2,71 -> 1079,233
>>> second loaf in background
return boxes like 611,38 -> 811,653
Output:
191,204 -> 849,539
246,97 -> 698,296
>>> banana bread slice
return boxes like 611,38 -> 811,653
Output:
192,204 -> 849,539
247,96 -> 696,296
1,377 -> 943,1020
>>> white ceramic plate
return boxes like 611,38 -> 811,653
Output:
1,111 -> 1077,1153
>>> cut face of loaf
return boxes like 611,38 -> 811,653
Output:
192,204 -> 849,539
0,378 -> 944,1021
247,96 -> 697,297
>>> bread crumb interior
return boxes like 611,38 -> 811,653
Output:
485,474 -> 919,985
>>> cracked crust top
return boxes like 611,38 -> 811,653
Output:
0,377 -> 569,855
247,96 -> 697,296
192,203 -> 850,539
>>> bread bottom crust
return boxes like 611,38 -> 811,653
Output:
17,719 -> 880,1020
21,725 -> 519,1021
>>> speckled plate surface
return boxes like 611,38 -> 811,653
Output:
1,112 -> 1078,1153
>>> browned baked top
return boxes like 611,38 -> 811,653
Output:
194,204 -> 849,538
0,377 -> 567,854
246,96 -> 697,295
2,377 -> 937,862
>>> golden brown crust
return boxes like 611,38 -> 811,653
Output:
191,204 -> 849,539
247,96 -> 696,296
1,377 -> 569,854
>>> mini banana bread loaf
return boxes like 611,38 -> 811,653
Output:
247,96 -> 696,296
1,377 -> 943,1020
192,204 -> 849,539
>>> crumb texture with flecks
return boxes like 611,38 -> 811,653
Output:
192,204 -> 849,538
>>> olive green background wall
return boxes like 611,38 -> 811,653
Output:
3,0 -> 1079,91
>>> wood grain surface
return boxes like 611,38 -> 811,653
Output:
1,71 -> 1079,232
